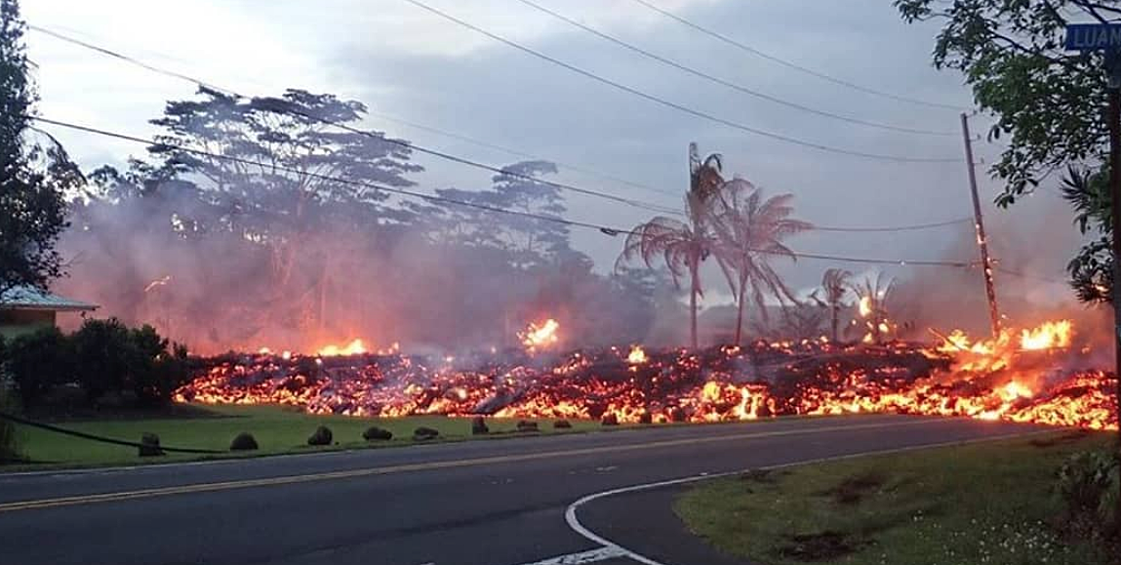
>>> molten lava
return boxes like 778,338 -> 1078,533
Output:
174,320 -> 1118,431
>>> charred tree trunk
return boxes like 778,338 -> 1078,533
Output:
689,260 -> 700,350
734,296 -> 745,346
831,303 -> 840,343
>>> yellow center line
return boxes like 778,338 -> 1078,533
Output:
0,419 -> 945,513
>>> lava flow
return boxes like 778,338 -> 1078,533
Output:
174,320 -> 1118,431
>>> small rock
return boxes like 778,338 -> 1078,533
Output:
229,432 -> 259,451
362,426 -> 393,441
471,416 -> 489,435
553,419 -> 572,429
515,420 -> 539,433
138,432 -> 164,457
307,425 -> 333,446
413,426 -> 440,441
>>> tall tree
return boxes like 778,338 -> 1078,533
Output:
429,161 -> 571,269
140,87 -> 422,336
146,87 -> 422,282
617,145 -> 725,349
709,179 -> 812,346
894,0 -> 1113,301
0,0 -> 77,294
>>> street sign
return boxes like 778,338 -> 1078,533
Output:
1066,23 -> 1121,51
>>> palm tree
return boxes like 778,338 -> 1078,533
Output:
709,179 -> 812,345
818,268 -> 852,343
616,144 -> 724,349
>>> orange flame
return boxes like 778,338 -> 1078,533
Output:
520,319 -> 560,352
627,345 -> 648,365
317,339 -> 368,357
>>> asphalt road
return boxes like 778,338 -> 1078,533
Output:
0,415 -> 1045,565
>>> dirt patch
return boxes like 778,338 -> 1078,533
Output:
1029,430 -> 1090,448
820,471 -> 886,505
776,531 -> 870,561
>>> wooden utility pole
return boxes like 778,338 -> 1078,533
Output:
960,113 -> 1001,338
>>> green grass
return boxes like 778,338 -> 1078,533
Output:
4,404 -> 605,471
676,431 -> 1117,565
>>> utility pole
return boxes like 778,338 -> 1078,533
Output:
960,113 -> 1001,338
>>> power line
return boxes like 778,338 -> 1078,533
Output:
35,115 -> 974,269
399,0 -> 961,164
627,0 -> 966,111
363,108 -> 681,198
28,24 -> 681,217
811,217 -> 973,233
512,0 -> 955,137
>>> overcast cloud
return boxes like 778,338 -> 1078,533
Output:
23,0 -> 1082,314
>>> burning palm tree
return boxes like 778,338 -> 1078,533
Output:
709,179 -> 812,345
849,272 -> 896,344
818,268 -> 853,343
616,144 -> 724,349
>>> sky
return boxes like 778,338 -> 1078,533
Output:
23,0 -> 1084,310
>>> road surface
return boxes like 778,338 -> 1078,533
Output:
0,415 -> 1043,565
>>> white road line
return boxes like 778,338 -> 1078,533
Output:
563,429 -> 1055,565
511,546 -> 629,565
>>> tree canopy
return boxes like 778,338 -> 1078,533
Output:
895,0 -> 1118,303
0,0 -> 77,294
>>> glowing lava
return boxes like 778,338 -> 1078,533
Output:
174,320 -> 1117,431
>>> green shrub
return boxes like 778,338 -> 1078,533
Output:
307,425 -> 333,446
362,426 -> 393,441
229,432 -> 259,451
71,318 -> 133,402
601,413 -> 619,426
7,327 -> 72,407
1056,450 -> 1119,540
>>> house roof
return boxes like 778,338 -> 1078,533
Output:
0,285 -> 99,312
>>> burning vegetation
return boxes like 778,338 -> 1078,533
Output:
174,319 -> 1117,431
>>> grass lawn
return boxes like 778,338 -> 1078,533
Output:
3,403 -> 605,471
676,431 -> 1118,565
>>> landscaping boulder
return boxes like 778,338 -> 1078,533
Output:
471,416 -> 489,435
138,432 -> 164,457
229,432 -> 259,451
515,420 -> 539,433
362,426 -> 393,441
413,427 -> 440,441
307,425 -> 333,446
601,413 -> 619,426
553,419 -> 572,429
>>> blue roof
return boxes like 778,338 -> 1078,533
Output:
0,285 -> 98,312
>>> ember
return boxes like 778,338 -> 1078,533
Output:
174,321 -> 1117,431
